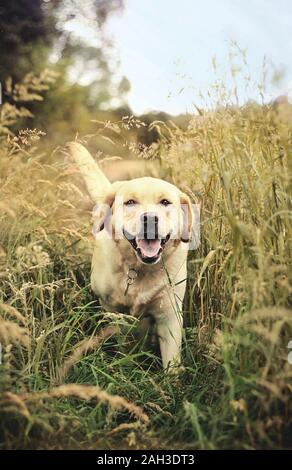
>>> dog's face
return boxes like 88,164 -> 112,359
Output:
93,177 -> 193,265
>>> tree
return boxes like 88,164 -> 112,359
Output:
0,0 -> 55,81
0,0 -> 128,144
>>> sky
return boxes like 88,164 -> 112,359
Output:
104,0 -> 292,115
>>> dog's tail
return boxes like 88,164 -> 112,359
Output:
68,142 -> 112,203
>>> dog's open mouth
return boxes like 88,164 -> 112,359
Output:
123,229 -> 170,264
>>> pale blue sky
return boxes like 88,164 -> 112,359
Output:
105,0 -> 292,114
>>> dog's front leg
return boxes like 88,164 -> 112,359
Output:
156,312 -> 183,371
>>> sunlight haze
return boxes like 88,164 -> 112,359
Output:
105,0 -> 292,114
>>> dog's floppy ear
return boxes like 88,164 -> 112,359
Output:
92,189 -> 115,237
180,193 -> 193,242
92,181 -> 125,237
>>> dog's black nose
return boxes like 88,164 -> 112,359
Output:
140,212 -> 159,239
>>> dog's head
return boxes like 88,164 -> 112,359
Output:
93,177 -> 193,265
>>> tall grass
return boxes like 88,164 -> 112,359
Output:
0,70 -> 291,449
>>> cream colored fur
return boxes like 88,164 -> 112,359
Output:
69,142 -> 192,371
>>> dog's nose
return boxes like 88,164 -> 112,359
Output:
140,212 -> 159,239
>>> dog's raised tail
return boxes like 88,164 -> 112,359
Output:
68,142 -> 112,203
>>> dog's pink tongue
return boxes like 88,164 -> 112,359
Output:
137,239 -> 161,258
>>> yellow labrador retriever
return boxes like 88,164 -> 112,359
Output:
69,143 -> 193,371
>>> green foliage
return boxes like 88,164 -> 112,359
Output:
0,0 -> 55,81
0,0 -> 128,145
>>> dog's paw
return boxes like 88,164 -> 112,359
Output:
166,364 -> 185,376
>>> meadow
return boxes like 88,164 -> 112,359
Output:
0,73 -> 291,450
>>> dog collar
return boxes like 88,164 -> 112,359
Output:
124,267 -> 138,296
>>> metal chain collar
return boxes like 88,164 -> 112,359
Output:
124,267 -> 138,296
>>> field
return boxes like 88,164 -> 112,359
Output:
0,76 -> 292,450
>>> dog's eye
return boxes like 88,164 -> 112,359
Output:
160,199 -> 171,206
124,199 -> 137,206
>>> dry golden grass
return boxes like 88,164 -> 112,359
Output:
19,384 -> 149,423
0,320 -> 30,348
57,325 -> 120,382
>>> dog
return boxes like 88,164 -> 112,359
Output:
69,142 -> 193,371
